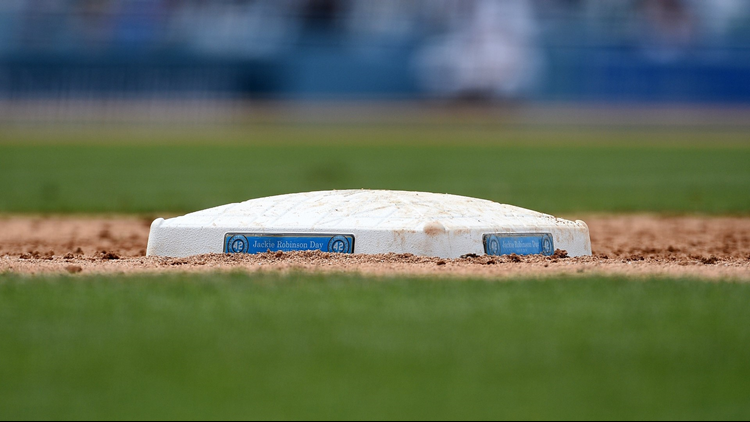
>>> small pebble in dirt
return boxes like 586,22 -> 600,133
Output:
436,261 -> 447,266
509,254 -> 522,263
552,250 -> 569,259
100,251 -> 120,260
63,253 -> 75,260
65,265 -> 83,274
701,257 -> 719,265
275,251 -> 284,258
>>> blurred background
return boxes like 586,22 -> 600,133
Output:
0,0 -> 749,124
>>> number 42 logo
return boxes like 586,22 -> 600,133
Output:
327,235 -> 353,254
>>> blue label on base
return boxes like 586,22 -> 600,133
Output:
224,234 -> 354,255
484,233 -> 554,256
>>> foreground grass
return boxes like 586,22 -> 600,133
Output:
0,126 -> 749,214
1,273 -> 749,420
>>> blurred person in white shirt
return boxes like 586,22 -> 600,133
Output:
414,0 -> 542,101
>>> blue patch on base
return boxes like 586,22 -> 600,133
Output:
484,233 -> 554,257
224,234 -> 355,255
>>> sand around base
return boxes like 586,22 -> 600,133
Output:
1,215 -> 749,280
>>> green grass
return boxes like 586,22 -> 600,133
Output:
2,125 -> 749,419
0,126 -> 749,214
1,273 -> 750,420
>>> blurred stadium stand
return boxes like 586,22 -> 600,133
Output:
0,0 -> 749,122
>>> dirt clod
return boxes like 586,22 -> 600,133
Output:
65,265 -> 83,274
509,254 -> 522,263
100,251 -> 120,260
701,257 -> 719,265
552,250 -> 569,259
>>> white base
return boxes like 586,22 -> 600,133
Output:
147,190 -> 591,259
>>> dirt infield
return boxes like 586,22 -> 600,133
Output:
1,215 -> 749,280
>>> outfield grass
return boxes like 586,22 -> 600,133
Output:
0,273 -> 749,420
0,126 -> 749,214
